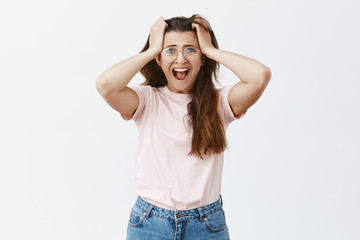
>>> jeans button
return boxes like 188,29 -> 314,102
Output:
176,212 -> 187,218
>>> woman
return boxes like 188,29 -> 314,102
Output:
96,14 -> 271,240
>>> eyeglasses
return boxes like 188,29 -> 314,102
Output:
160,47 -> 201,62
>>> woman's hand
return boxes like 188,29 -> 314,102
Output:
148,17 -> 168,56
192,17 -> 216,56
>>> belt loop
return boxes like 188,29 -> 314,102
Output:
197,207 -> 205,222
220,194 -> 223,207
144,204 -> 154,219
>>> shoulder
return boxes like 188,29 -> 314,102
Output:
217,85 -> 233,102
128,85 -> 161,99
123,85 -> 158,121
217,85 -> 246,123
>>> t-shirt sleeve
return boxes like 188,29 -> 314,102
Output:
218,85 -> 246,125
120,85 -> 151,122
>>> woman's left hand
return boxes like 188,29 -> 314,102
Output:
192,20 -> 215,56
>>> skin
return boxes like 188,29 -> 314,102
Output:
96,16 -> 271,119
155,31 -> 204,94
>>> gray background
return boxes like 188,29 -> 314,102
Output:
1,0 -> 359,239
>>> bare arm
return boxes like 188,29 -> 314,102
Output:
204,49 -> 271,117
95,50 -> 157,118
95,17 -> 168,118
192,21 -> 271,117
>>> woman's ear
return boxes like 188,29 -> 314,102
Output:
156,55 -> 161,66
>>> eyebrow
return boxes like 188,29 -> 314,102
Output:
164,44 -> 198,48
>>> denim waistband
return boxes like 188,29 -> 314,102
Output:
134,195 -> 223,222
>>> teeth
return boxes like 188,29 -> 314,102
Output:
174,68 -> 188,72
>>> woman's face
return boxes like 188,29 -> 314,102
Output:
156,31 -> 204,94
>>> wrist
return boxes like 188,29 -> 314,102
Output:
202,47 -> 218,58
144,48 -> 161,60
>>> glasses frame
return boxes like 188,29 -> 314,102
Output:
160,47 -> 201,62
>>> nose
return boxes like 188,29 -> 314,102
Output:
175,50 -> 187,63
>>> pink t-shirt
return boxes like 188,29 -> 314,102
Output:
123,84 -> 244,210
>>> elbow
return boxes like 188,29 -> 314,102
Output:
261,67 -> 271,83
257,67 -> 271,87
95,76 -> 109,96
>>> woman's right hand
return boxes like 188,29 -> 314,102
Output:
148,17 -> 168,56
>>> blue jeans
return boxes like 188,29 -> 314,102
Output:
126,196 -> 230,240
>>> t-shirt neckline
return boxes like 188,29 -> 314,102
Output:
163,85 -> 191,102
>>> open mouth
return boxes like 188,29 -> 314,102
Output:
172,68 -> 189,80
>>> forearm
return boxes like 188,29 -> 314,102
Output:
204,48 -> 271,85
96,49 -> 158,94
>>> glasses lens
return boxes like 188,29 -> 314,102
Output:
162,48 -> 176,62
184,47 -> 199,61
161,47 -> 200,62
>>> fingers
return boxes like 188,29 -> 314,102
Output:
148,17 -> 168,55
192,22 -> 209,38
149,17 -> 167,37
192,15 -> 210,32
192,22 -> 204,32
192,22 -> 214,55
151,16 -> 168,31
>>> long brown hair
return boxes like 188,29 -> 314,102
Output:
139,14 -> 226,159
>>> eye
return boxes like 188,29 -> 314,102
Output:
163,48 -> 176,55
184,47 -> 197,54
